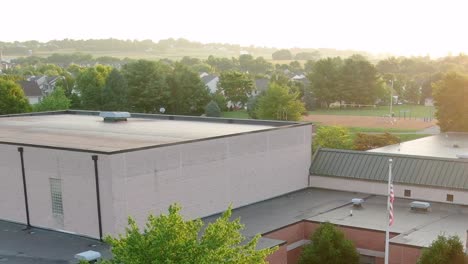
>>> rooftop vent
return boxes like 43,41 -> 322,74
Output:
456,153 -> 468,159
351,198 -> 364,207
410,201 -> 431,212
99,112 -> 130,122
74,250 -> 101,262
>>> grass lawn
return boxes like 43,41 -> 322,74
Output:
346,127 -> 419,133
309,104 -> 435,119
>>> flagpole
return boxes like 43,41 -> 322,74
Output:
384,158 -> 393,264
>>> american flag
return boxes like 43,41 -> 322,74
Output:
389,183 -> 395,226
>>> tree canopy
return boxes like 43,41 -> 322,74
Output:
298,222 -> 359,264
218,71 -> 254,107
272,49 -> 293,60
101,68 -> 129,111
417,235 -> 465,264
33,87 -> 70,112
433,72 -> 468,132
75,65 -> 111,110
256,83 -> 305,121
103,204 -> 276,264
0,79 -> 31,114
167,63 -> 210,115
123,60 -> 170,113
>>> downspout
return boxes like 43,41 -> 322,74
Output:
92,155 -> 103,241
18,147 -> 31,228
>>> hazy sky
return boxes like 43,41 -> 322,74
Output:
3,0 -> 468,57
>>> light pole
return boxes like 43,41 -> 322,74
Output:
389,79 -> 394,117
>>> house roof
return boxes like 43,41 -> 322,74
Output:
201,74 -> 218,84
310,148 -> 468,191
18,80 -> 42,97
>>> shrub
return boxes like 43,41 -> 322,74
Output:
353,133 -> 400,150
205,100 -> 221,117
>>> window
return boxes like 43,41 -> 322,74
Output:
404,189 -> 411,197
49,178 -> 63,215
446,194 -> 454,202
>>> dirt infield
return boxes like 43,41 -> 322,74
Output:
303,114 -> 437,129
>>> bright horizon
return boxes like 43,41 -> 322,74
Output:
3,0 -> 468,58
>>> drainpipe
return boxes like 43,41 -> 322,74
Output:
92,155 -> 103,241
18,147 -> 31,228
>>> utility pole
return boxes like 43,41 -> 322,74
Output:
389,79 -> 394,117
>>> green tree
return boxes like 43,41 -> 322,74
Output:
0,79 -> 31,114
75,65 -> 111,110
256,83 -> 305,121
33,87 -> 70,112
272,49 -> 292,60
433,72 -> 468,132
218,71 -> 254,107
298,222 -> 359,264
308,57 -> 343,108
341,55 -> 381,105
205,100 -> 221,117
211,92 -> 228,112
246,95 -> 260,119
103,204 -> 276,264
417,235 -> 465,264
313,126 -> 352,151
167,63 -> 210,115
101,68 -> 128,111
123,60 -> 170,113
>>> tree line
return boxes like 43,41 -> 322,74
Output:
2,52 -> 468,131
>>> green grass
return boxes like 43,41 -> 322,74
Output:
347,127 -> 419,133
222,110 -> 250,119
309,104 -> 435,119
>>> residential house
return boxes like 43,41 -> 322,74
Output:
201,74 -> 219,94
19,80 -> 43,104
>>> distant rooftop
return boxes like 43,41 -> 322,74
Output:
0,110 -> 307,154
369,133 -> 468,159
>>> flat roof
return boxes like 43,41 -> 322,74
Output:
206,188 -> 468,249
369,133 -> 468,159
0,220 -> 110,264
0,111 -> 307,154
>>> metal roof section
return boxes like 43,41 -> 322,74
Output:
310,148 -> 468,190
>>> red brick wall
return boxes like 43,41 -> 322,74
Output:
267,245 -> 287,264
390,244 -> 422,264
287,247 -> 303,264
265,220 -> 421,264
264,222 -> 305,244
264,222 -> 305,264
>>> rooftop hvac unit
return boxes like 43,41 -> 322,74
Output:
99,112 -> 130,122
410,201 -> 431,212
74,250 -> 101,263
351,198 -> 364,207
